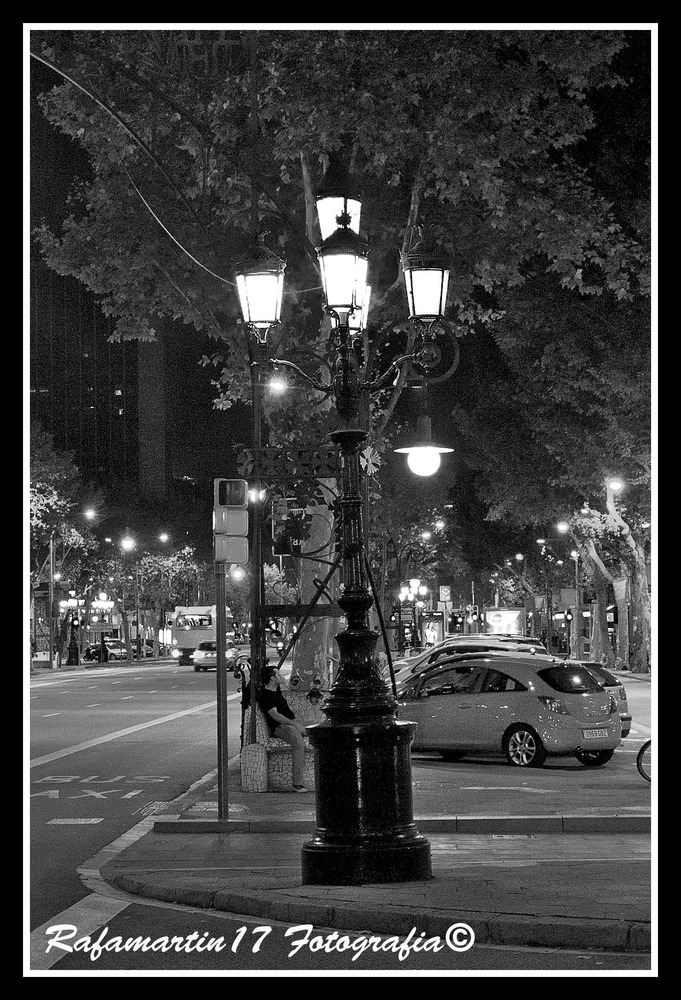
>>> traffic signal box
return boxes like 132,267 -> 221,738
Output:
213,478 -> 249,564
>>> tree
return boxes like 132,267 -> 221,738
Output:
32,30 -> 644,415
31,29 -> 651,666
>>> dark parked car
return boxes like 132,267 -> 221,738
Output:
83,638 -> 154,662
83,638 -> 127,661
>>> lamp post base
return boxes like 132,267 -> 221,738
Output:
301,718 -> 432,885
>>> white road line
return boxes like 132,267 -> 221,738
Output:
28,893 -> 131,971
86,704 -> 100,708
121,696 -> 134,700
42,713 -> 61,718
30,698 -> 235,767
48,818 -> 103,825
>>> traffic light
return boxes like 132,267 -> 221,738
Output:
213,478 -> 249,564
565,609 -> 574,622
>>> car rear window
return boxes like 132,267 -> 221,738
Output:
198,641 -> 217,651
585,665 -> 618,686
537,666 -> 604,694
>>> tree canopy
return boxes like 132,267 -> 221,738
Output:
30,28 -> 652,665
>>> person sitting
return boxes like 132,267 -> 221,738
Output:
257,664 -> 308,793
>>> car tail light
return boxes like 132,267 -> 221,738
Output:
619,686 -> 626,700
537,696 -> 570,715
608,693 -> 618,714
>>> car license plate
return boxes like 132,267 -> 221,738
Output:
583,729 -> 608,739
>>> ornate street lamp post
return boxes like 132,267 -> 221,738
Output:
66,598 -> 80,666
234,171 -> 452,885
234,234 -> 287,753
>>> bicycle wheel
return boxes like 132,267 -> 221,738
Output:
636,739 -> 651,782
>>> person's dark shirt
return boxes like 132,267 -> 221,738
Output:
258,687 -> 295,735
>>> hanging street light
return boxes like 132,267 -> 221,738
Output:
394,412 -> 453,477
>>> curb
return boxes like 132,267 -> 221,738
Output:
104,869 -> 651,954
152,813 -> 651,835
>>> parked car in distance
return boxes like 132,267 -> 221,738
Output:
190,639 -> 238,672
392,634 -> 550,688
396,652 -> 621,768
82,638 -> 128,661
571,661 -> 631,738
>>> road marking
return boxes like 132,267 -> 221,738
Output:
28,892 -> 130,970
47,818 -> 104,824
86,686 -> 98,689
29,697 -> 237,767
148,689 -> 158,693
86,704 -> 101,708
42,713 -> 61,718
460,786 -> 557,794
120,696 -> 134,700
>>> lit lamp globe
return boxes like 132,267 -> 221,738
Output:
394,414 -> 453,477
235,234 -> 286,340
400,227 -> 450,322
315,154 -> 362,242
317,214 -> 369,325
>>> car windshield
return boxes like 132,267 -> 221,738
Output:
537,665 -> 604,694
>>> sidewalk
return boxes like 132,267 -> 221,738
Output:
97,754 -> 653,955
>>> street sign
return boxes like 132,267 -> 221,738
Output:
439,585 -> 451,602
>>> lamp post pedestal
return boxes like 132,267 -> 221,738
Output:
67,616 -> 79,666
301,428 -> 431,885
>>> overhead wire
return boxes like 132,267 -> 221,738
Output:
30,50 -> 235,287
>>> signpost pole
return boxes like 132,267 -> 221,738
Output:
215,562 -> 229,820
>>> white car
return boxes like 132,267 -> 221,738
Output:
391,634 -> 550,688
396,652 -> 621,768
190,640 -> 238,672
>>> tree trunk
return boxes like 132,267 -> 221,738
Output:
587,574 -> 614,668
121,610 -> 133,662
290,480 -> 336,691
629,557 -> 651,673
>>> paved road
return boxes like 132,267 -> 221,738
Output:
29,663 -> 244,929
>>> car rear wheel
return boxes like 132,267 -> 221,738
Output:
574,749 -> 614,767
504,725 -> 547,768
